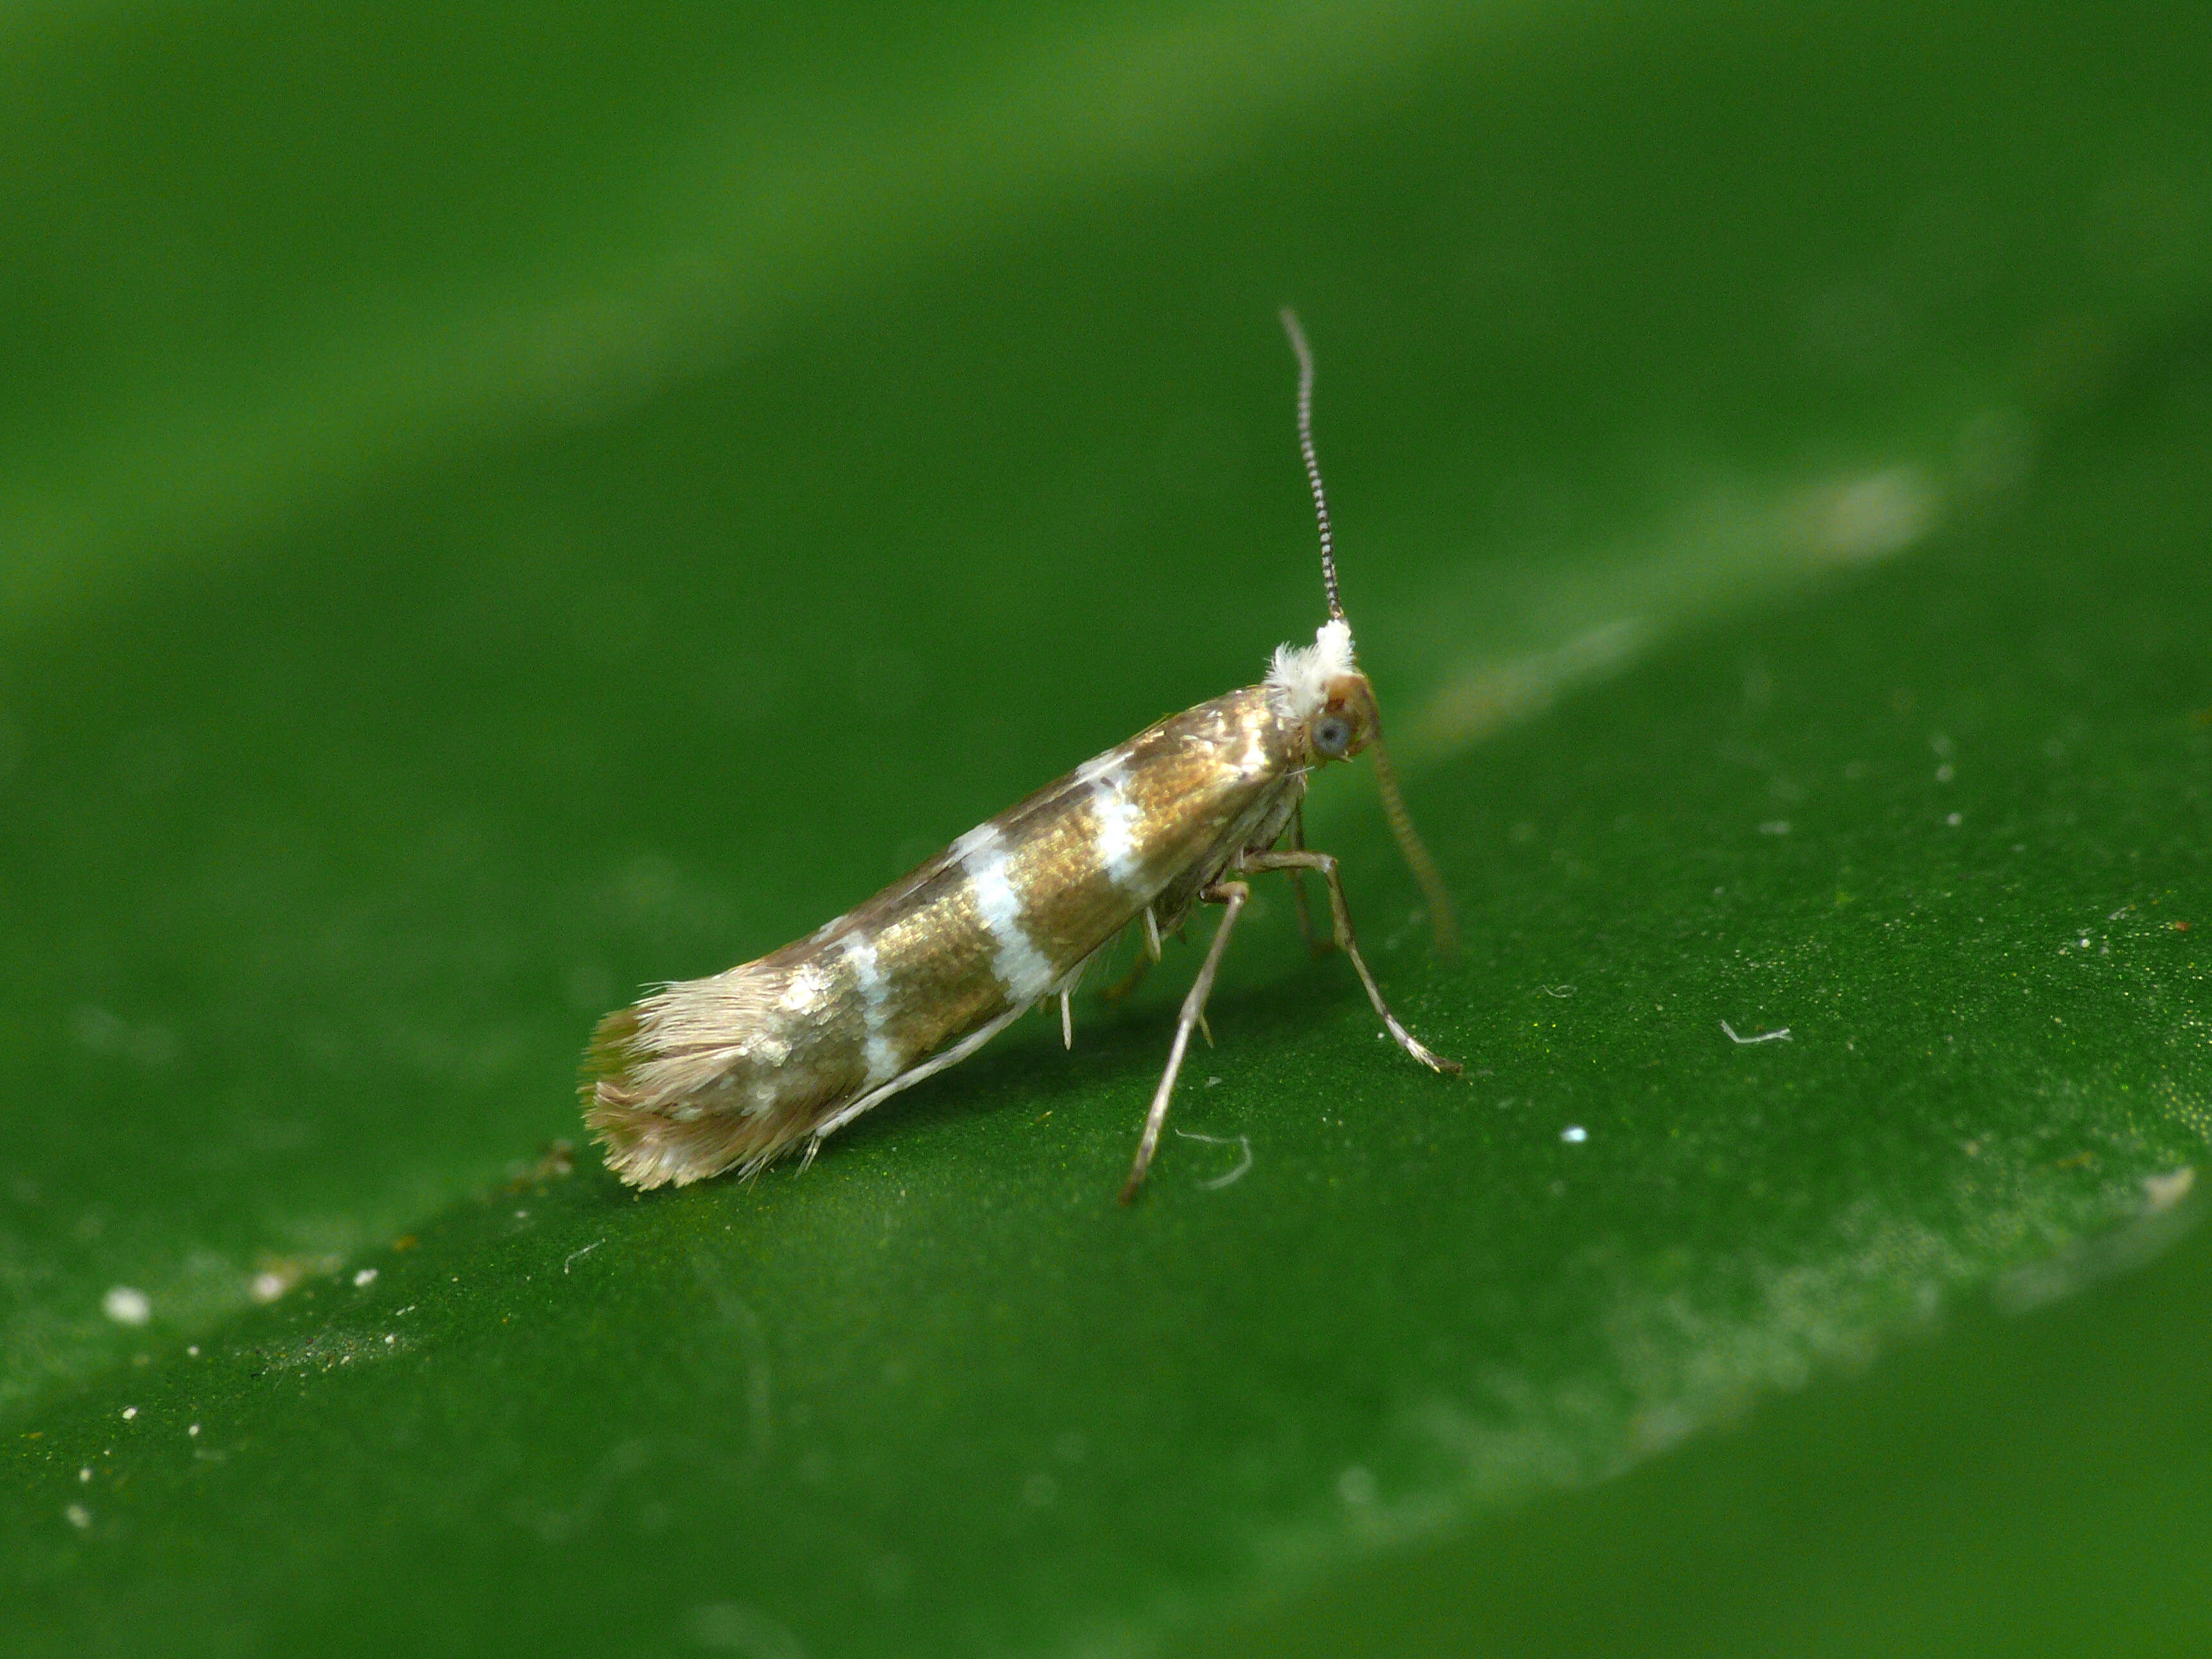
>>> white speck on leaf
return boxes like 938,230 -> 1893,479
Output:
2144,1168 -> 2196,1212
564,1239 -> 605,1274
101,1286 -> 151,1326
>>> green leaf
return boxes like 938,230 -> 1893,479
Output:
5,4 -> 2209,1656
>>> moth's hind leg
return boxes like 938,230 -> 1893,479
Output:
1097,952 -> 1152,1005
1097,905 -> 1164,1005
1119,882 -> 1249,1204
1241,848 -> 1460,1076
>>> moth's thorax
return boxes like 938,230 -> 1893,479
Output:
1128,685 -> 1310,926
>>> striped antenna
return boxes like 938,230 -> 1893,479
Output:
1278,308 -> 1345,622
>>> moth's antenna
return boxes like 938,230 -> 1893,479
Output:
1282,312 -> 1458,958
1279,307 -> 1345,622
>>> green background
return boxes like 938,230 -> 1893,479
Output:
4,3 -> 2209,1654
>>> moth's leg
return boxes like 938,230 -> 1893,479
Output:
1059,989 -> 1075,1049
1099,952 -> 1153,1004
1241,849 -> 1461,1076
1287,803 -> 1327,959
1119,881 -> 1249,1204
1099,910 -> 1159,1003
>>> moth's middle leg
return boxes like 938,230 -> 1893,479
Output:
1118,881 -> 1248,1204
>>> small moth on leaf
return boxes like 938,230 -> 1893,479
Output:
585,310 -> 1459,1201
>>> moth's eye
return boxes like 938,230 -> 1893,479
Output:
1313,714 -> 1352,757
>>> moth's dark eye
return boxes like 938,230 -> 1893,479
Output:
1313,714 -> 1352,757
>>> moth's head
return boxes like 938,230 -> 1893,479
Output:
1307,672 -> 1380,765
1267,619 -> 1380,764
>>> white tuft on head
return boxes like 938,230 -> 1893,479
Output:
1266,617 -> 1356,721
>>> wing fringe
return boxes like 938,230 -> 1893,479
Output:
581,981 -> 831,1189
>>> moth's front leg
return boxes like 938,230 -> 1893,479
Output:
1240,848 -> 1459,1076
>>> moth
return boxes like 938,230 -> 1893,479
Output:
585,310 -> 1459,1202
